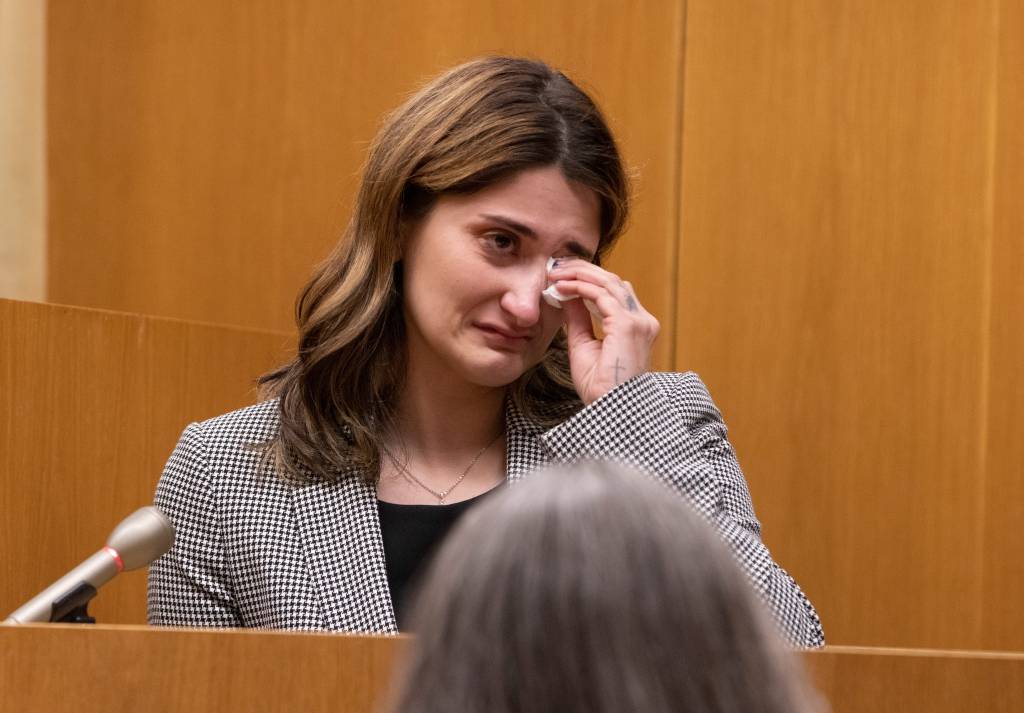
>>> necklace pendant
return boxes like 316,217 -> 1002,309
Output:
382,430 -> 502,507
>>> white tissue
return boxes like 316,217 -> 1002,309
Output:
543,257 -> 601,317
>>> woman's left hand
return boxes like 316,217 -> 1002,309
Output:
548,259 -> 660,405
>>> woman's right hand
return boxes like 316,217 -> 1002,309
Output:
547,258 -> 659,405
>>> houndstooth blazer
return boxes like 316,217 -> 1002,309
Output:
147,371 -> 825,647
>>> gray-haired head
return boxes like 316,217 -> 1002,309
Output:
388,460 -> 822,713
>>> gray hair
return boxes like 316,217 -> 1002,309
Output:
387,460 -> 823,713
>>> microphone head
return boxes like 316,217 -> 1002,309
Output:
106,506 -> 175,571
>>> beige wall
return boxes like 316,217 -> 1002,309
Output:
0,0 -> 45,301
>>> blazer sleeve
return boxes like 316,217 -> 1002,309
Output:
540,371 -> 825,648
147,422 -> 242,628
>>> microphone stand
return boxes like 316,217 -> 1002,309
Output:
51,582 -> 98,624
5,506 -> 174,625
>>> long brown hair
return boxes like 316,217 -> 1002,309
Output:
387,462 -> 824,713
259,57 -> 629,483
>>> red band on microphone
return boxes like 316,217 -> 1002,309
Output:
103,546 -> 125,572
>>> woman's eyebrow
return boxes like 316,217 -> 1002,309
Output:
477,213 -> 595,260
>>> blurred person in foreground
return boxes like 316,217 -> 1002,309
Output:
388,461 -> 825,713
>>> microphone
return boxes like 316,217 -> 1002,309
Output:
4,506 -> 175,624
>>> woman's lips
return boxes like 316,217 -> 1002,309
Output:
475,323 -> 532,348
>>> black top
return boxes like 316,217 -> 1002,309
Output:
377,490 -> 493,629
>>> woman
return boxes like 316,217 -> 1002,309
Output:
388,461 -> 824,713
147,56 -> 824,647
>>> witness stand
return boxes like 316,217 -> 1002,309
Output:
0,624 -> 1021,713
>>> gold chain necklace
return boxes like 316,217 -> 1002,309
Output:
381,432 -> 503,504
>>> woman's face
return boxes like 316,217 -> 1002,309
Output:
401,165 -> 601,389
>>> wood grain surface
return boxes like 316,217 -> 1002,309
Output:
0,625 -> 403,713
0,299 -> 288,623
0,626 -> 1021,713
37,0 -> 1024,653
46,0 -> 684,370
804,645 -> 1024,713
981,0 -> 1024,652
676,0 -> 1006,648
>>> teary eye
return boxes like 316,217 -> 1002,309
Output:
484,232 -> 518,253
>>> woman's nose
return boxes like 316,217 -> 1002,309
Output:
499,266 -> 548,327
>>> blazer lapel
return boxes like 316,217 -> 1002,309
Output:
287,400 -> 555,634
290,468 -> 396,633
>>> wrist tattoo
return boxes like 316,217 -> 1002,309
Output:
612,358 -> 626,386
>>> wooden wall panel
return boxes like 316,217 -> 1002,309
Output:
677,1 -> 999,648
0,299 -> 288,623
982,0 -> 1024,651
41,0 -> 1024,653
46,0 -> 684,370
